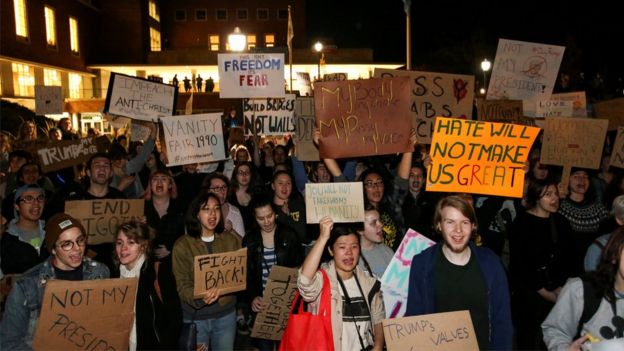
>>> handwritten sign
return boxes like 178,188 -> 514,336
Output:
536,99 -> 574,117
251,266 -> 298,341
551,91 -> 588,117
33,278 -> 138,351
593,97 -> 624,130
540,117 -> 608,169
426,118 -> 539,198
374,68 -> 475,143
487,38 -> 565,117
218,53 -> 285,98
104,72 -> 177,121
30,136 -> 109,173
381,229 -> 435,318
323,73 -> 348,81
294,97 -> 319,161
160,113 -> 226,167
382,311 -> 479,351
65,199 -> 145,245
193,248 -> 247,297
104,114 -> 130,130
130,119 -> 152,142
243,95 -> 296,135
314,77 -> 412,158
610,127 -> 624,169
305,182 -> 365,223
476,99 -> 535,126
294,72 -> 312,96
35,85 -> 63,115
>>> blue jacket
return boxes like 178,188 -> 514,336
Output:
405,242 -> 513,350
0,257 -> 110,350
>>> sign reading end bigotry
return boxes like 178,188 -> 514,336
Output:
218,53 -> 285,98
427,117 -> 539,198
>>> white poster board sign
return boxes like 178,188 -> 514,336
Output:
305,182 -> 365,223
535,99 -> 574,117
104,73 -> 177,121
218,53 -> 285,98
551,91 -> 588,117
161,113 -> 226,166
35,86 -> 63,115
487,38 -> 565,117
294,72 -> 312,96
243,94 -> 296,135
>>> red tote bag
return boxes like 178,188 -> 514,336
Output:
279,269 -> 334,351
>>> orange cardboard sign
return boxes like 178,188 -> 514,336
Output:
193,248 -> 247,297
426,117 -> 539,198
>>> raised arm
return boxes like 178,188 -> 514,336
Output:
301,216 -> 333,280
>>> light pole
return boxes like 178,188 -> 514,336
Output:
314,41 -> 323,81
228,27 -> 246,52
481,58 -> 491,95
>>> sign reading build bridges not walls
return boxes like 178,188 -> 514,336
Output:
426,117 -> 540,198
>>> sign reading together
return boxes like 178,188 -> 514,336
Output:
314,77 -> 412,158
251,266 -> 298,341
193,248 -> 247,297
426,117 -> 539,198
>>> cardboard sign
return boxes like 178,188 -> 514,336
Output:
160,113 -> 227,167
31,136 -> 110,173
130,119 -> 152,142
381,229 -> 435,318
294,72 -> 312,97
193,248 -> 247,297
218,53 -> 285,98
251,266 -> 298,341
243,95 -> 296,135
104,72 -> 177,121
305,182 -> 365,223
610,127 -> 624,169
65,199 -> 145,245
487,39 -> 565,117
104,114 -> 130,130
35,85 -> 63,115
476,99 -> 536,125
33,278 -> 138,351
293,97 -> 319,161
593,98 -> 624,130
323,73 -> 348,81
536,99 -> 574,117
314,77 -> 412,158
426,118 -> 539,198
374,68 -> 475,143
540,117 -> 608,169
551,91 -> 588,117
382,310 -> 479,351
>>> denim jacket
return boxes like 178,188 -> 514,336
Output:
0,256 -> 110,350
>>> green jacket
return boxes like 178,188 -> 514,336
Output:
172,231 -> 241,309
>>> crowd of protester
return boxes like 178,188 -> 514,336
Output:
0,118 -> 623,351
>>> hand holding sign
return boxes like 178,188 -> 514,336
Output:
201,287 -> 220,305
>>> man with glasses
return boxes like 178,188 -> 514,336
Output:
0,213 -> 109,349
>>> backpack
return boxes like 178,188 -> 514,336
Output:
575,276 -> 603,339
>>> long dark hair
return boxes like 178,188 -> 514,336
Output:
587,227 -> 624,303
229,162 -> 256,197
322,223 -> 361,262
185,192 -> 225,238
525,178 -> 559,210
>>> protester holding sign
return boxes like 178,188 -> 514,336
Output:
405,195 -> 513,350
0,213 -> 110,349
203,173 -> 246,238
355,204 -> 394,280
298,217 -> 385,351
243,194 -> 303,350
172,192 -> 242,351
114,220 -> 181,351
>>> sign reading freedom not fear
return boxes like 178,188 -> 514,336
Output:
426,118 -> 539,198
314,77 -> 412,158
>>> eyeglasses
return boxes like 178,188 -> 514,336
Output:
237,171 -> 251,176
209,185 -> 228,192
19,195 -> 45,204
56,235 -> 87,251
364,181 -> 384,189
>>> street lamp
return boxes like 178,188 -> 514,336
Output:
228,27 -> 246,52
314,41 -> 323,81
481,58 -> 491,95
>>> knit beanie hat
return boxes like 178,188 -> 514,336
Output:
44,213 -> 87,254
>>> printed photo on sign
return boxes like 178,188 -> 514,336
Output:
218,53 -> 285,98
104,72 -> 177,121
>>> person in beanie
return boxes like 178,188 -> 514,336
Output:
0,213 -> 109,350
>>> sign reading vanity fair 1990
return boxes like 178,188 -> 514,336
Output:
218,53 -> 285,98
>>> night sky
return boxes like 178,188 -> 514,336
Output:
306,0 -> 623,86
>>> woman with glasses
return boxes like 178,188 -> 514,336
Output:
113,221 -> 181,351
0,213 -> 109,349
203,173 -> 245,239
172,193 -> 242,351
228,162 -> 259,236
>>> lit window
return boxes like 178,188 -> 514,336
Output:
237,9 -> 248,20
44,68 -> 62,86
175,9 -> 186,21
265,34 -> 275,48
148,0 -> 160,22
44,6 -> 56,47
216,9 -> 227,20
209,35 -> 220,51
247,35 -> 256,50
150,27 -> 161,51
13,0 -> 29,39
68,73 -> 83,98
12,63 -> 35,97
196,9 -> 207,21
69,17 -> 79,54
257,8 -> 268,20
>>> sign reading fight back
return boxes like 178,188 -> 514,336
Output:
426,117 -> 539,198
218,53 -> 285,98
104,72 -> 177,121
193,248 -> 247,297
